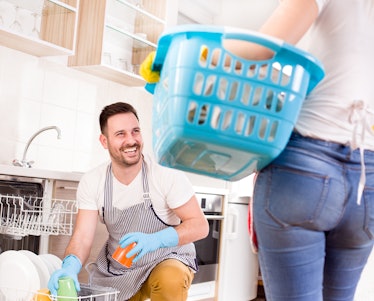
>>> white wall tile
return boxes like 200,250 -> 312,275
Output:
17,98 -> 43,141
43,70 -> 78,110
77,81 -> 99,114
74,111 -> 97,153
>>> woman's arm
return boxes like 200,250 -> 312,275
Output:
222,0 -> 320,61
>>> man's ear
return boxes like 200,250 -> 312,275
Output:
99,134 -> 108,149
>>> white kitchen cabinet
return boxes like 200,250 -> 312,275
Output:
68,0 -> 176,86
217,197 -> 259,301
0,0 -> 79,56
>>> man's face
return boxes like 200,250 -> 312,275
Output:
100,112 -> 143,167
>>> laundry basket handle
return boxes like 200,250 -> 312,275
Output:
221,27 -> 325,92
150,25 -> 324,93
222,26 -> 284,54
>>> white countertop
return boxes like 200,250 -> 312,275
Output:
0,164 -> 83,182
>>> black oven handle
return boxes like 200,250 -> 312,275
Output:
204,215 -> 224,220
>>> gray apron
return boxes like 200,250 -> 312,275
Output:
89,161 -> 198,301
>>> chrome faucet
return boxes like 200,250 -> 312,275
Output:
12,126 -> 62,168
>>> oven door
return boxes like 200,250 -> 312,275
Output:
193,214 -> 223,284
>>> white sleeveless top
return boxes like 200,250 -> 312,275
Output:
295,0 -> 374,151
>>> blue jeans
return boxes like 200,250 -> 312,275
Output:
253,133 -> 374,301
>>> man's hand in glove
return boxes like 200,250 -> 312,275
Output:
119,227 -> 179,263
48,254 -> 82,296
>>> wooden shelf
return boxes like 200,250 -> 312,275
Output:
0,0 -> 79,57
69,64 -> 146,86
68,0 -> 167,86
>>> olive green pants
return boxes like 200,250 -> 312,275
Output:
128,259 -> 194,301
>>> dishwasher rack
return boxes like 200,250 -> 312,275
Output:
0,284 -> 119,301
0,194 -> 78,237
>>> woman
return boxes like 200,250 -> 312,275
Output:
140,1 -> 374,299
249,0 -> 374,300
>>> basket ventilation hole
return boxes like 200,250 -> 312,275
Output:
247,64 -> 257,78
281,65 -> 293,86
198,104 -> 209,125
241,83 -> 252,105
193,73 -> 204,95
235,113 -> 245,134
234,60 -> 243,75
252,87 -> 264,106
229,81 -> 239,101
211,106 -> 222,129
222,111 -> 233,130
218,78 -> 228,100
204,75 -> 217,96
259,118 -> 269,139
270,62 -> 281,84
187,102 -> 209,125
259,64 -> 269,80
265,90 -> 274,110
268,121 -> 279,142
209,48 -> 222,69
187,102 -> 198,123
276,92 -> 286,112
245,116 -> 256,136
222,53 -> 233,72
199,45 -> 208,67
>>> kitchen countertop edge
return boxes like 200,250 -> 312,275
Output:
0,164 -> 83,182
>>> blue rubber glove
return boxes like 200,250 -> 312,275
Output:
119,227 -> 179,263
48,254 -> 82,296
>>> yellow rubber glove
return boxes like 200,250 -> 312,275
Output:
139,51 -> 160,83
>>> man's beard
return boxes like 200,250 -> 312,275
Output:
109,144 -> 142,167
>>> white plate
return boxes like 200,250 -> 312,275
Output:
0,250 -> 40,300
39,254 -> 62,274
38,254 -> 55,275
19,250 -> 50,288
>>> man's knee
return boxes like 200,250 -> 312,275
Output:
149,259 -> 194,296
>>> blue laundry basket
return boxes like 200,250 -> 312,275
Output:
147,25 -> 325,181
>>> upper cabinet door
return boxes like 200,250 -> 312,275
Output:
68,0 -> 171,87
0,0 -> 79,56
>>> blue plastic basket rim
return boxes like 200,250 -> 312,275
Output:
149,24 -> 325,95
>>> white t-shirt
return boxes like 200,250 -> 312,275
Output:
295,0 -> 374,150
77,154 -> 195,225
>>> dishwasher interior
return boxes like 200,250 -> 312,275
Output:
0,174 -> 77,254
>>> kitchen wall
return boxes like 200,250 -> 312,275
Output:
179,0 -> 278,29
0,45 -> 148,171
0,45 -> 228,189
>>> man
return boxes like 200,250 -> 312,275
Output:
48,102 -> 209,301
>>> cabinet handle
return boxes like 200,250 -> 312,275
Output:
57,186 -> 77,190
226,208 -> 239,240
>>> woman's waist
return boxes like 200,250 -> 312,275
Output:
294,100 -> 374,151
288,132 -> 374,164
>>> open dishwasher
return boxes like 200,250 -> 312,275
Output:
0,174 -> 118,300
